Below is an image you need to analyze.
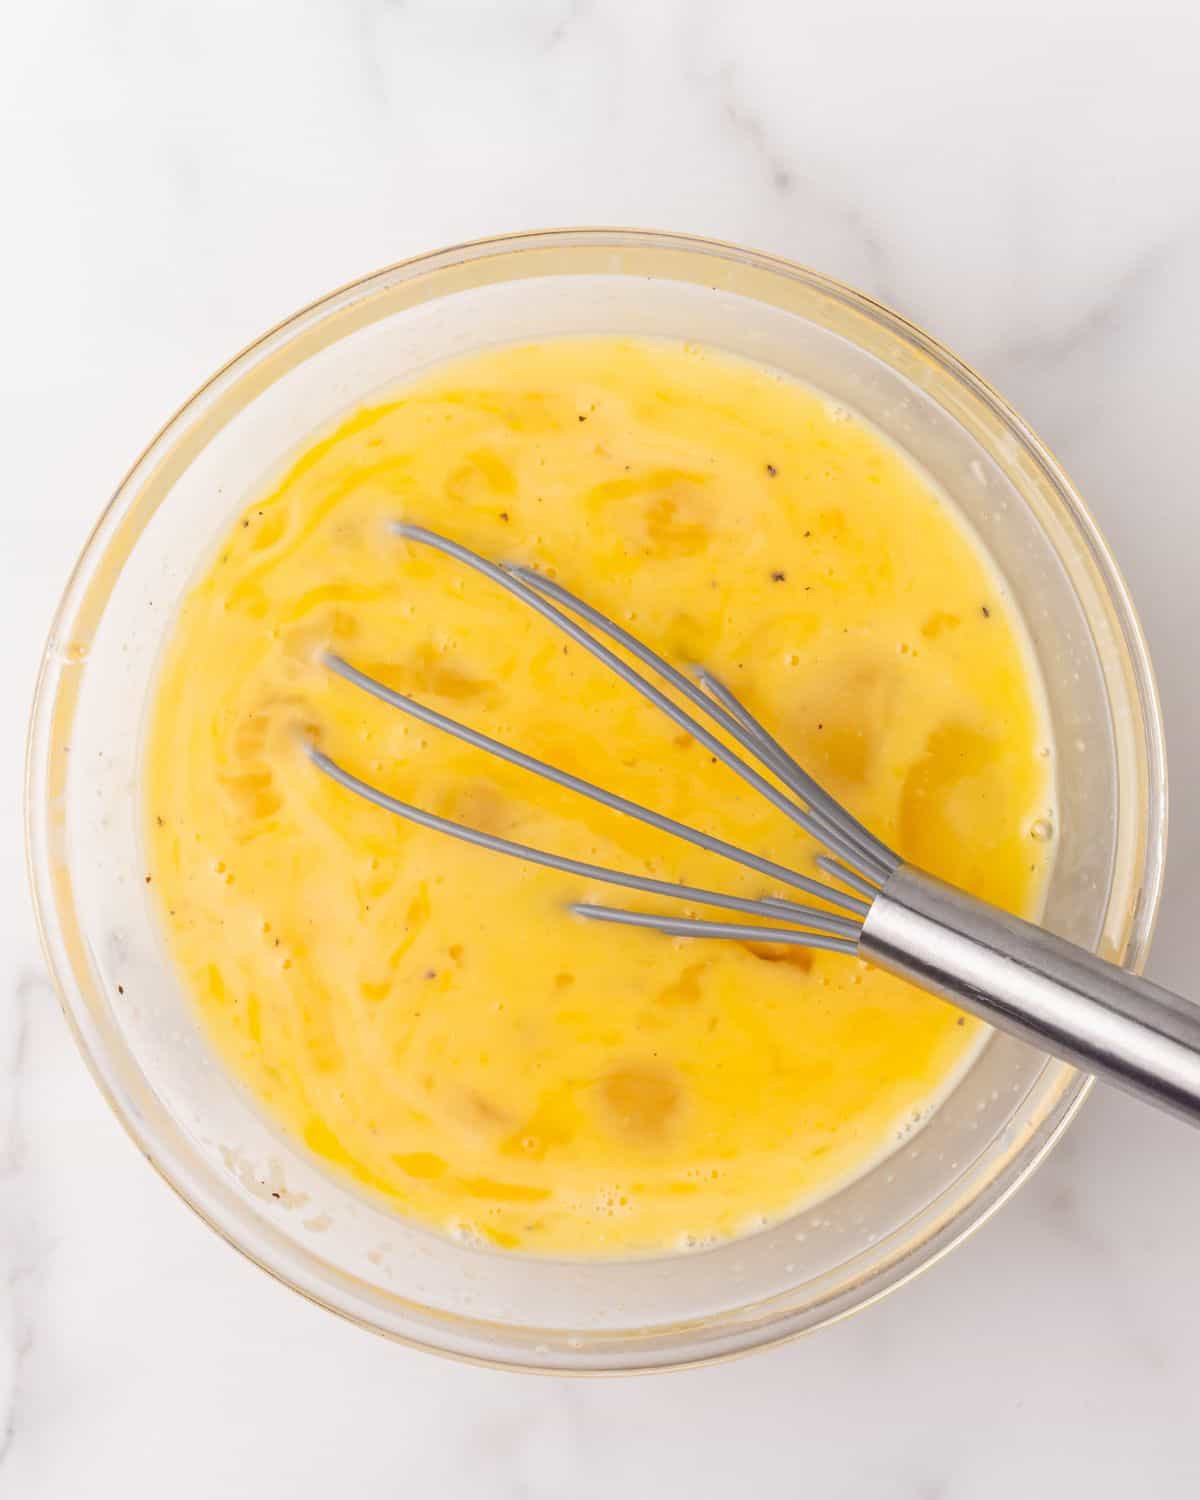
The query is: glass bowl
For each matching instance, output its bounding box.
[26,229,1166,1372]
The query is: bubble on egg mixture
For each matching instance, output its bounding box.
[448,1220,489,1249]
[593,1187,634,1218]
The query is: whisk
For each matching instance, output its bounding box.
[310,523,1200,1127]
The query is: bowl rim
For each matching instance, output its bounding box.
[25,226,1168,1372]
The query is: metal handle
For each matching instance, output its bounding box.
[860,865,1200,1126]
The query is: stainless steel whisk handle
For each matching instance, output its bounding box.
[861,866,1200,1126]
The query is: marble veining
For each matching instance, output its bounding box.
[4,0,1200,1493]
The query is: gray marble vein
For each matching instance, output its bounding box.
[0,971,54,1478]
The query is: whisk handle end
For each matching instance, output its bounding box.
[862,866,1200,1128]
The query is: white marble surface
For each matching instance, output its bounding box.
[4,0,1200,1491]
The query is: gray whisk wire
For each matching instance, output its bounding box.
[510,567,895,883]
[688,666,891,884]
[308,747,859,939]
[571,904,856,954]
[321,651,867,916]
[386,523,888,877]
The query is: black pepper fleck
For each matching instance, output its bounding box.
[117,984,124,995]
[981,605,991,618]
[765,463,778,478]
[499,511,509,522]
[771,570,786,582]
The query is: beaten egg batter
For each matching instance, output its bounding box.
[146,338,1054,1255]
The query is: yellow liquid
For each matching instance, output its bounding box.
[146,338,1053,1255]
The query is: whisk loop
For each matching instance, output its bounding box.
[312,522,892,950]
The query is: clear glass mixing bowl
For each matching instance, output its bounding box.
[26,229,1166,1371]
